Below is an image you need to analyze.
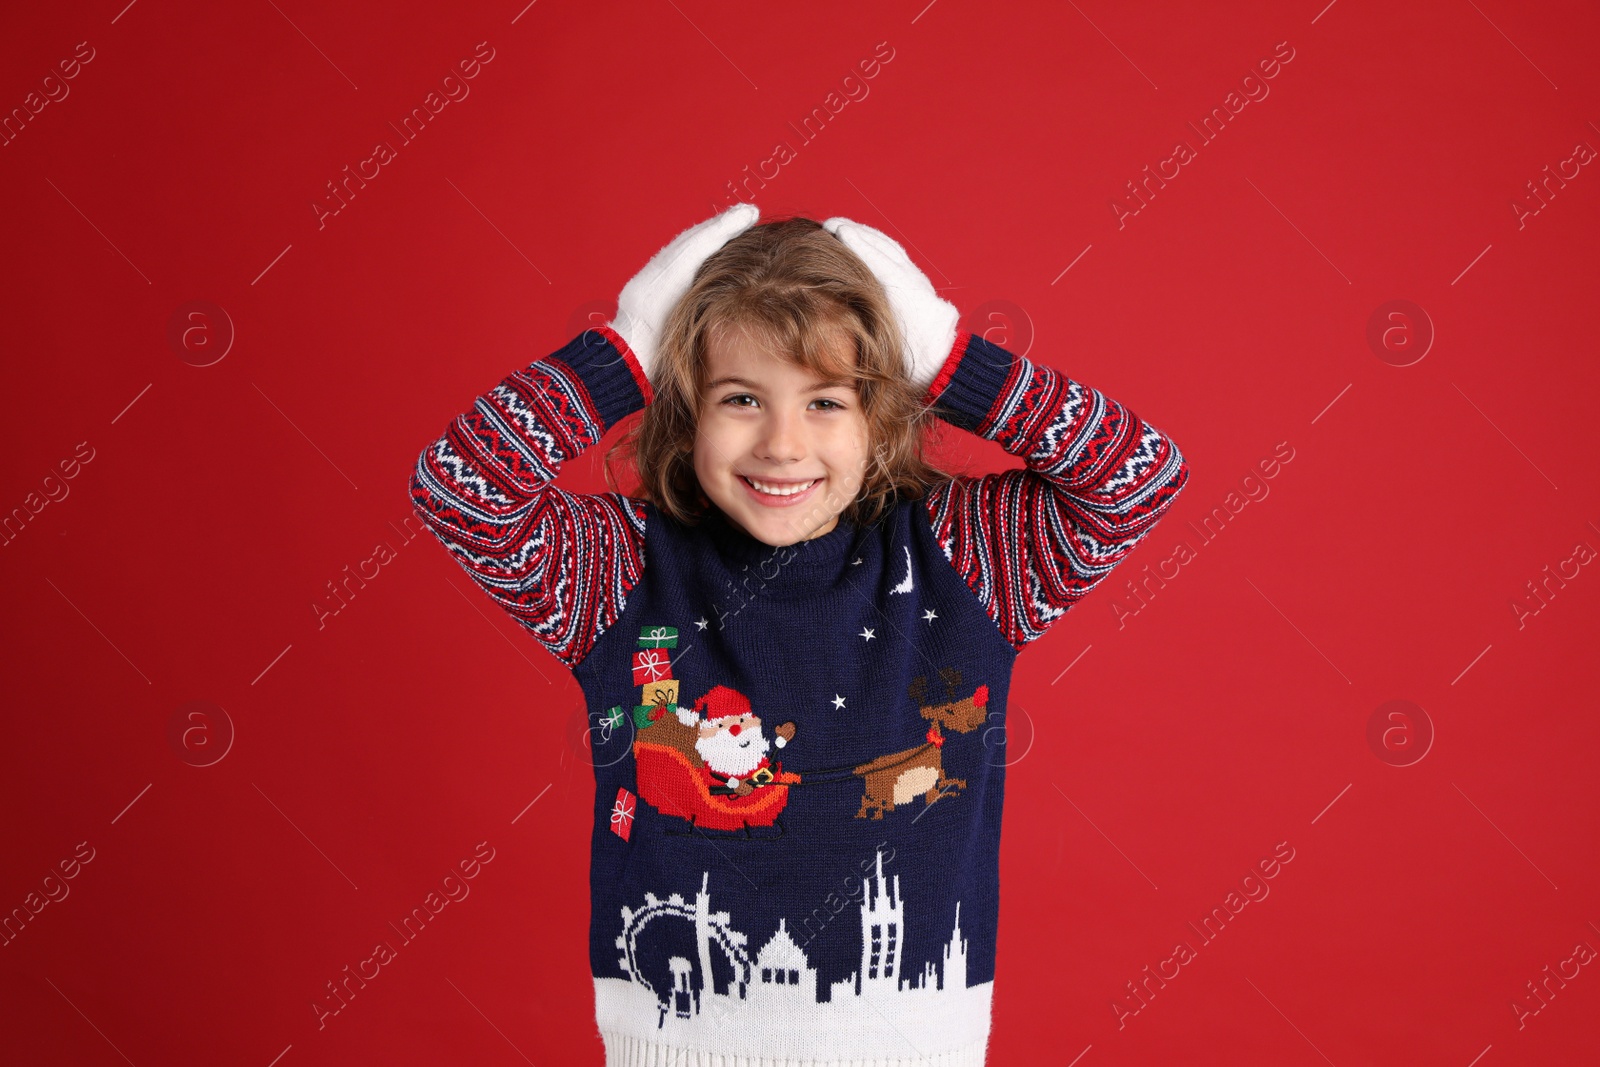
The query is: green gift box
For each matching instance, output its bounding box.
[633,703,677,729]
[601,706,626,731]
[637,625,679,649]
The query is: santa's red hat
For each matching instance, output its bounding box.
[692,684,752,723]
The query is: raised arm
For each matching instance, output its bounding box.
[817,216,1189,650]
[409,203,761,670]
[408,327,652,670]
[922,331,1189,650]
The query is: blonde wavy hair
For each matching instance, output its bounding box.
[603,215,958,530]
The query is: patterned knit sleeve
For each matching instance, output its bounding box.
[408,325,653,670]
[921,331,1190,650]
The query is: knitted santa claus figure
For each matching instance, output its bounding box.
[679,685,796,797]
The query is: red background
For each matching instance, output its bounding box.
[3,1,1598,1064]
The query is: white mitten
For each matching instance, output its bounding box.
[822,216,961,391]
[608,202,760,382]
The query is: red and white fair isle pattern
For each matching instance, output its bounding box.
[923,336,1189,650]
[410,331,1187,667]
[410,353,647,668]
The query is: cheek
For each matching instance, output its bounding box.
[691,430,724,478]
[824,418,871,464]
[693,416,746,470]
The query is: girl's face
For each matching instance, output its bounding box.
[692,328,870,547]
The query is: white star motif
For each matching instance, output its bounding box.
[859,627,876,641]
[922,608,939,623]
[694,616,709,630]
[852,557,863,565]
[832,694,846,709]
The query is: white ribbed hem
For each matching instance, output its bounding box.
[600,1031,989,1066]
[594,973,993,1065]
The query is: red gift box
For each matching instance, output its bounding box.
[610,787,636,841]
[631,648,673,686]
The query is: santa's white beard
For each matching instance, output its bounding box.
[696,726,770,777]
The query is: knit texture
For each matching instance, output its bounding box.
[410,326,1188,1065]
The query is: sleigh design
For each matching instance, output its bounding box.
[633,740,800,832]
[618,625,991,835]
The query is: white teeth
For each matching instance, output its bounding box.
[745,477,817,497]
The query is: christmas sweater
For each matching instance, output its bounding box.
[409,324,1189,1066]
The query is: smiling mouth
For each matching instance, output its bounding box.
[740,475,820,498]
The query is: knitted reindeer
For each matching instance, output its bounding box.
[852,667,989,820]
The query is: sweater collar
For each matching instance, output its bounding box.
[702,505,866,581]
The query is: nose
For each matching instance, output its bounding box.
[755,407,804,463]
[728,723,741,736]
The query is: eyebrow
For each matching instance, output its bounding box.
[703,375,856,392]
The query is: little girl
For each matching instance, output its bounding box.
[410,203,1189,1066]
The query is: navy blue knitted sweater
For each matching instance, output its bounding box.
[409,325,1188,1065]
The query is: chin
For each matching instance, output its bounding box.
[732,515,801,547]
[720,505,824,547]
[759,513,839,547]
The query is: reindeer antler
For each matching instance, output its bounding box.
[939,666,962,697]
[908,676,928,706]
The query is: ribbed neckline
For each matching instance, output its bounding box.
[702,505,869,582]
